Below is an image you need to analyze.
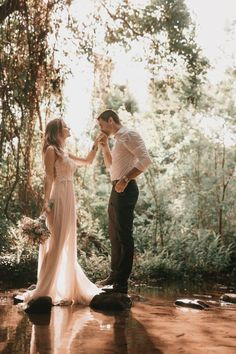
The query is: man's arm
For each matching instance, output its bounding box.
[100,135,112,168]
[124,167,143,180]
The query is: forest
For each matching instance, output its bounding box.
[1,0,236,288]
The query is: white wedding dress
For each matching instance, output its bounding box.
[23,152,101,305]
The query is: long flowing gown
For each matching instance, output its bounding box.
[23,152,101,305]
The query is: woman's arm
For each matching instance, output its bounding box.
[43,146,56,213]
[68,139,99,166]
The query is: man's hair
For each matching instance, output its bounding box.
[97,109,120,124]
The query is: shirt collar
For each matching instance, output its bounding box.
[114,126,127,139]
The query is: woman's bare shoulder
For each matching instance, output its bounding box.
[44,145,56,159]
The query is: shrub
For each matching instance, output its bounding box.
[132,230,233,281]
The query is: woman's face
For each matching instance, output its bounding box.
[61,121,71,139]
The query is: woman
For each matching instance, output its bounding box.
[24,118,102,305]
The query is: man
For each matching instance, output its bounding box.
[97,110,152,294]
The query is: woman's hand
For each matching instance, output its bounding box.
[42,200,54,214]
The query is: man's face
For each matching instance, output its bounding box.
[98,118,112,136]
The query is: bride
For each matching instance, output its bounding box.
[23,118,102,305]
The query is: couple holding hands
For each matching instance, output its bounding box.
[23,109,152,306]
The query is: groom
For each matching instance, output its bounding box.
[97,110,152,294]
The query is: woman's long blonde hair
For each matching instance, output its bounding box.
[42,118,64,156]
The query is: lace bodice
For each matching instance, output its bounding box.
[54,154,77,182]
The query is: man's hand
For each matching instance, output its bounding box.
[98,132,112,168]
[92,133,106,150]
[97,132,108,147]
[115,179,128,193]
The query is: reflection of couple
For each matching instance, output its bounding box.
[24,109,151,305]
[30,306,162,354]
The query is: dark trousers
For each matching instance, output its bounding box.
[108,180,139,286]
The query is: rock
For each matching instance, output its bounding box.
[208,300,219,306]
[13,294,25,304]
[175,298,209,310]
[219,286,228,291]
[13,284,36,304]
[130,294,146,302]
[220,293,236,304]
[196,299,210,308]
[24,296,52,314]
[90,292,132,311]
[193,294,212,299]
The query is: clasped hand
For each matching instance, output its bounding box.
[96,132,108,147]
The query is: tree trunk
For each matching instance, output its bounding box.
[0,0,23,23]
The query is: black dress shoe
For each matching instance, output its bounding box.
[96,275,114,287]
[102,284,128,294]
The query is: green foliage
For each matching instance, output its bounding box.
[0,227,38,288]
[133,231,233,281]
[1,0,236,289]
[103,85,139,115]
[0,216,14,252]
[78,251,109,283]
[0,254,38,288]
[77,0,209,106]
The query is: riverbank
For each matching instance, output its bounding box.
[1,283,236,353]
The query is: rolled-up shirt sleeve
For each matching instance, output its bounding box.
[122,130,152,172]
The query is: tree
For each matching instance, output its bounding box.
[103,84,139,114]
[78,0,209,106]
[0,0,66,218]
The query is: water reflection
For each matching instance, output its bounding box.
[0,298,31,354]
[0,300,162,354]
[135,280,236,301]
[112,311,162,354]
[29,307,162,354]
[28,306,92,353]
[2,281,235,353]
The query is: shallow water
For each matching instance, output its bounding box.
[1,282,236,354]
